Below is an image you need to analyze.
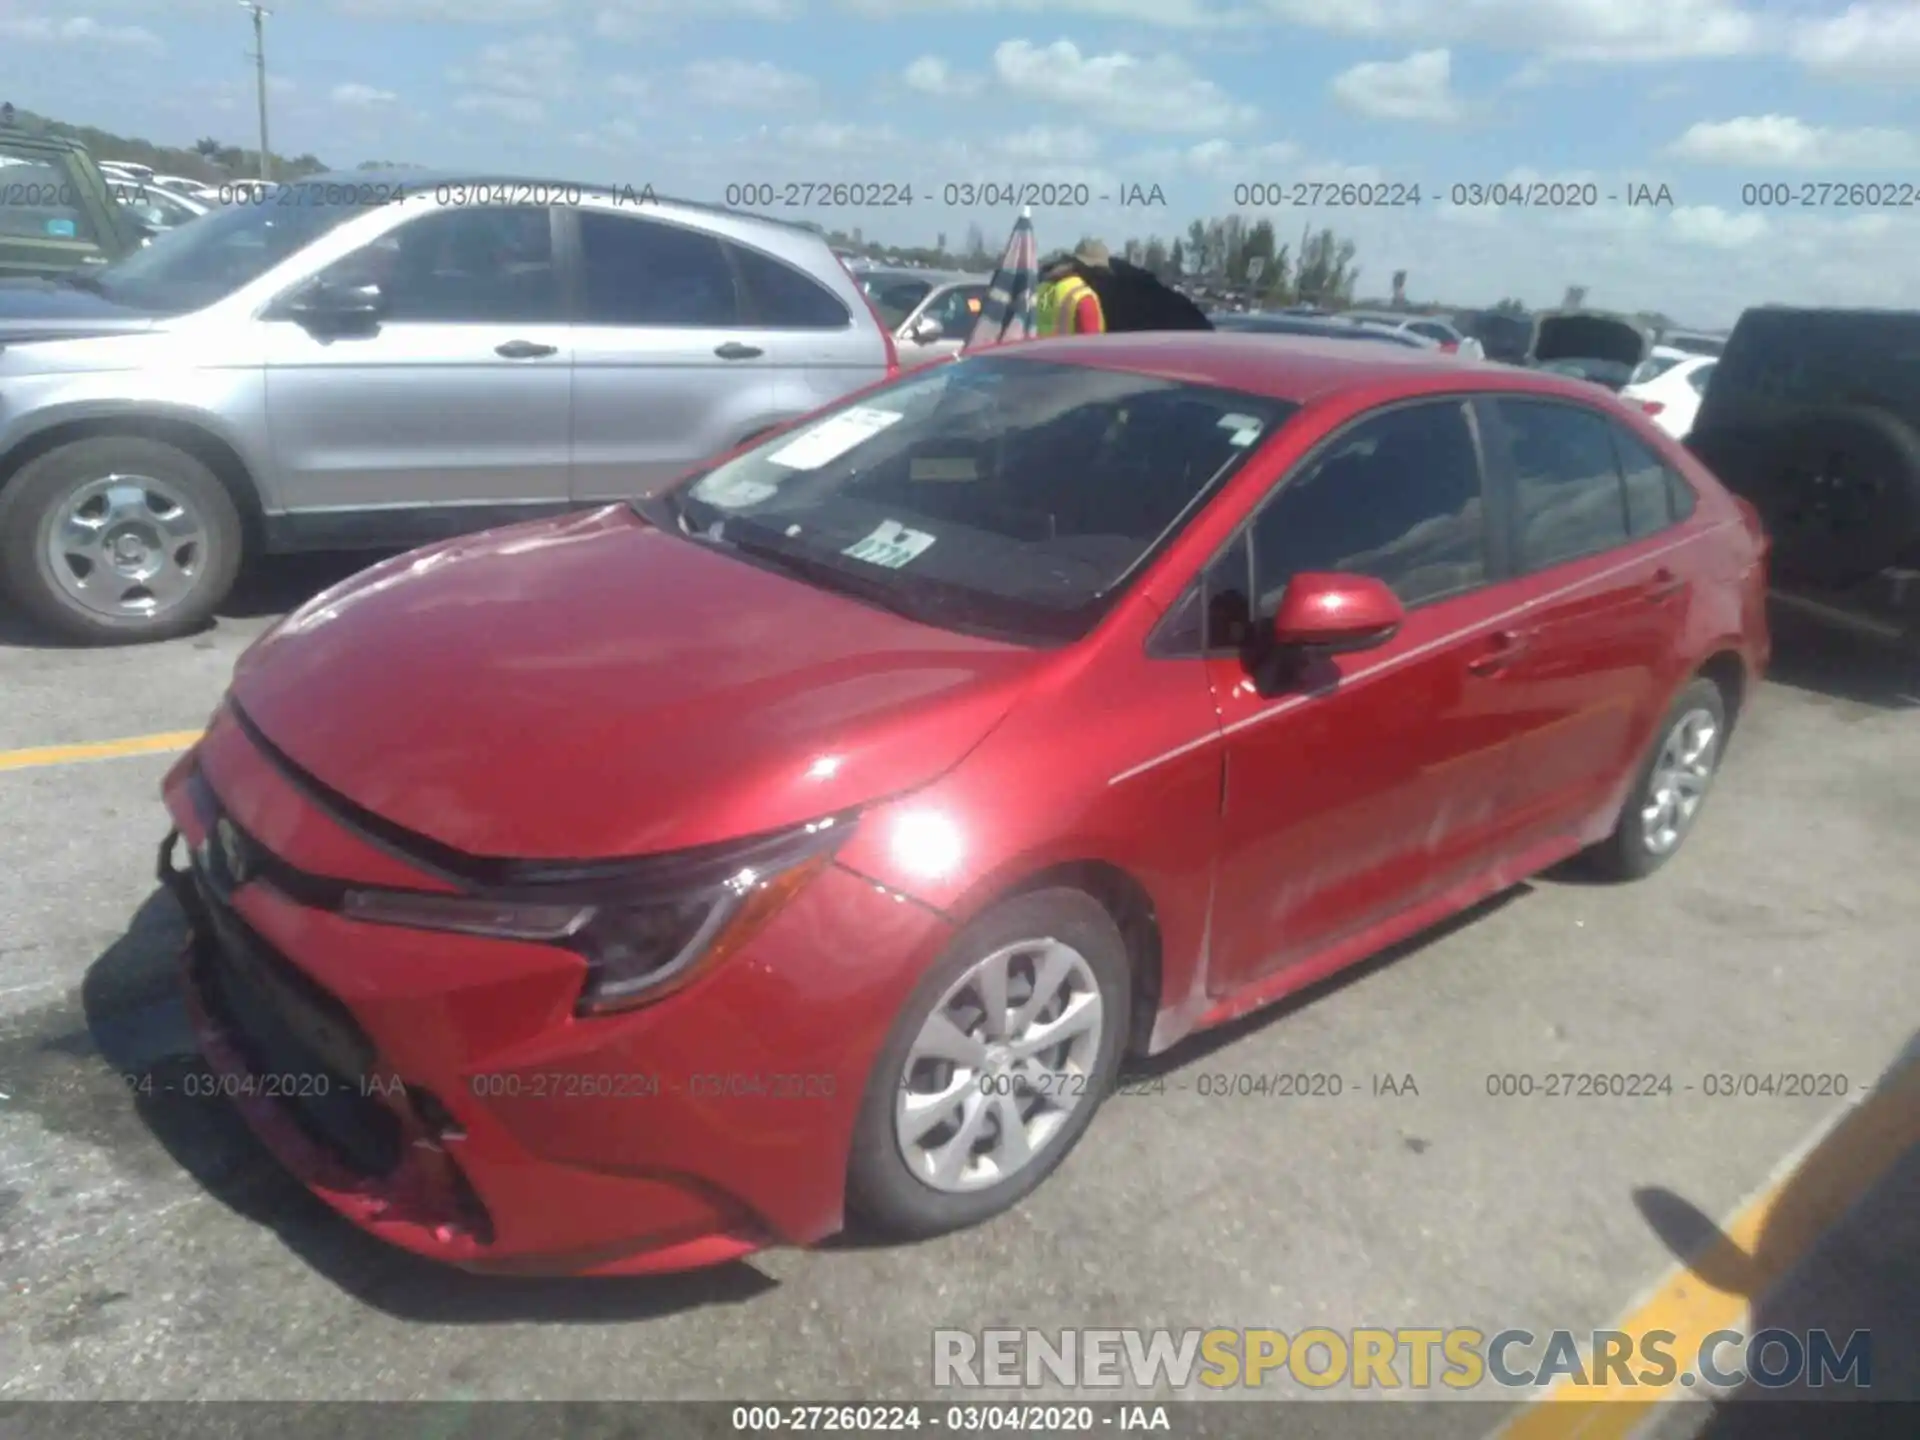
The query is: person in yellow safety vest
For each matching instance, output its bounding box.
[1034,241,1109,335]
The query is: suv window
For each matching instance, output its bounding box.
[319,205,558,322]
[1687,361,1715,397]
[730,241,848,329]
[0,153,104,250]
[1492,399,1629,569]
[578,210,737,326]
[1247,399,1489,612]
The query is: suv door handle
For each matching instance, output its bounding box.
[1467,629,1531,675]
[714,342,763,360]
[495,339,557,359]
[1644,567,1685,601]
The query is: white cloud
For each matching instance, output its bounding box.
[683,58,818,108]
[903,56,986,96]
[446,34,576,97]
[1130,138,1304,176]
[1330,49,1463,122]
[0,13,163,51]
[993,39,1255,132]
[331,82,398,108]
[994,124,1102,162]
[833,0,1763,60]
[1666,116,1920,169]
[606,73,653,100]
[571,118,645,152]
[1789,2,1920,82]
[594,0,798,37]
[1668,205,1767,249]
[452,92,546,124]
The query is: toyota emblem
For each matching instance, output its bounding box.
[215,818,249,886]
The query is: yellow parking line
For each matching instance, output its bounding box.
[0,729,203,773]
[1495,1056,1919,1438]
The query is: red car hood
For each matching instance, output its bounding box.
[230,506,1044,860]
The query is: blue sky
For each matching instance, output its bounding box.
[5,0,1920,324]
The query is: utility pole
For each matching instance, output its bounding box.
[240,1,272,182]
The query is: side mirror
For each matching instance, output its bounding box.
[906,315,944,343]
[286,279,385,328]
[1270,572,1404,653]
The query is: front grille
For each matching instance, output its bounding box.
[192,876,403,1177]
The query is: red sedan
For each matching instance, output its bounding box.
[157,335,1769,1275]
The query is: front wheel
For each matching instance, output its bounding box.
[846,888,1131,1239]
[0,435,244,644]
[1585,676,1729,880]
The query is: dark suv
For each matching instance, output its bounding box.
[0,126,144,279]
[1687,307,1920,594]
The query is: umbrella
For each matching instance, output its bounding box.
[961,206,1039,353]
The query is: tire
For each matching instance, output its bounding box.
[846,887,1132,1239]
[1754,409,1920,586]
[1584,677,1730,881]
[0,435,244,644]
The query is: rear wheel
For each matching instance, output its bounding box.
[0,436,243,644]
[846,888,1131,1239]
[1585,677,1728,881]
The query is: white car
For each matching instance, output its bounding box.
[1622,353,1716,439]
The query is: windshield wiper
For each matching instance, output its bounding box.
[721,531,940,626]
[60,271,106,293]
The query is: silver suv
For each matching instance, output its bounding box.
[0,173,896,643]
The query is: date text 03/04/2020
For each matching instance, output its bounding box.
[1226,181,1677,209]
[730,1404,1172,1432]
[1483,1072,1858,1098]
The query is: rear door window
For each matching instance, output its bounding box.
[731,241,849,329]
[576,210,739,326]
[1489,399,1629,571]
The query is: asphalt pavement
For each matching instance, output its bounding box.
[0,565,1915,1433]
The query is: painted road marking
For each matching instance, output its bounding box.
[1492,1053,1918,1439]
[0,730,202,773]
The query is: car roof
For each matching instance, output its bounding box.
[295,170,825,235]
[992,332,1609,404]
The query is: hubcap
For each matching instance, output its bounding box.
[1641,707,1719,855]
[45,473,209,621]
[895,937,1104,1194]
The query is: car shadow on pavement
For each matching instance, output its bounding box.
[219,551,394,620]
[1763,605,1919,711]
[82,887,778,1323]
[1634,1031,1919,1436]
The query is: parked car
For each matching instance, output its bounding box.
[1623,354,1715,440]
[0,173,898,643]
[1340,308,1484,358]
[1455,308,1533,365]
[1654,328,1726,358]
[0,126,146,278]
[1210,311,1438,348]
[887,274,991,367]
[113,180,211,237]
[1527,310,1654,391]
[1687,307,1920,642]
[156,333,1768,1276]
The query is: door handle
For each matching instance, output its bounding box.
[1466,629,1530,675]
[714,342,763,360]
[1644,567,1685,602]
[495,339,557,359]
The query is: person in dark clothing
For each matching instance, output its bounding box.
[1037,241,1214,335]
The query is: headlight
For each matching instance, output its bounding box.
[340,813,854,1014]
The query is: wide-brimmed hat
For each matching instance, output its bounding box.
[1074,240,1110,267]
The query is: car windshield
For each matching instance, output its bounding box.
[644,356,1295,645]
[75,188,369,314]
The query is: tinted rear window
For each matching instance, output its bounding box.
[731,242,849,329]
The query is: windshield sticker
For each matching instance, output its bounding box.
[44,218,77,237]
[692,475,780,509]
[766,407,904,470]
[1228,426,1262,447]
[843,520,935,569]
[909,456,979,482]
[1217,413,1260,431]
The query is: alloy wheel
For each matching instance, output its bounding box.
[46,472,210,621]
[1641,707,1720,855]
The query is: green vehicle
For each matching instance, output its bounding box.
[0,125,147,279]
